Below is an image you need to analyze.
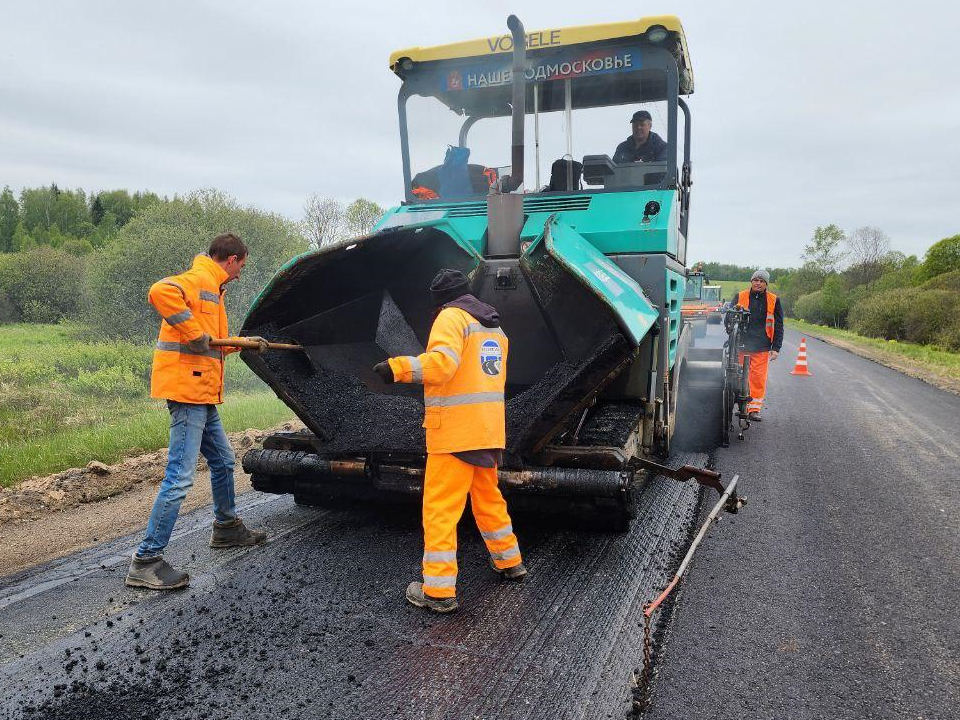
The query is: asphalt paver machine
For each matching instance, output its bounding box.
[239,15,740,528]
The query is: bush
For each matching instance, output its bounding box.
[0,247,85,323]
[938,323,960,352]
[849,287,960,347]
[83,189,308,342]
[919,234,960,280]
[794,290,826,325]
[901,290,959,346]
[848,289,914,340]
[69,364,145,398]
[921,269,960,293]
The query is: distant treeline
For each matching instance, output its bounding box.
[698,224,960,351]
[0,184,385,330]
[0,184,162,255]
[695,262,792,284]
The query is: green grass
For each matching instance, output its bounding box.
[787,319,960,380]
[0,392,293,487]
[0,322,294,487]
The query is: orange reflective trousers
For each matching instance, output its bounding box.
[421,453,522,599]
[738,350,770,414]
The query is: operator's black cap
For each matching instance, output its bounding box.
[430,268,470,307]
[630,110,652,123]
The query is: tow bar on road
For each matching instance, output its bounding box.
[630,457,746,514]
[635,473,743,709]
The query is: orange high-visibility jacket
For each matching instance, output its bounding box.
[388,307,508,454]
[149,254,237,404]
[738,289,778,343]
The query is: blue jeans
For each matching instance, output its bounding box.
[136,401,237,558]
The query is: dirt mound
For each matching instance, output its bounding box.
[0,421,303,526]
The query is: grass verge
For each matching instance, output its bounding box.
[787,318,960,387]
[0,392,293,488]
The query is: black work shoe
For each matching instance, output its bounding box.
[490,558,528,580]
[405,582,458,613]
[748,412,762,422]
[209,518,267,548]
[125,555,189,590]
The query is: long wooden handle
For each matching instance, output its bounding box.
[210,337,303,351]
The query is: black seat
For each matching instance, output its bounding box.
[547,158,583,192]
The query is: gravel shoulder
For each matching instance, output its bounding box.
[0,422,301,576]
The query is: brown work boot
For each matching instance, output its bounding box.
[209,518,267,548]
[490,558,528,581]
[125,555,189,591]
[405,582,458,613]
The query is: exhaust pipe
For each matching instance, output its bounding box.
[502,14,526,192]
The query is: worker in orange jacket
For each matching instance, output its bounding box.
[126,233,269,591]
[373,269,526,613]
[736,269,784,421]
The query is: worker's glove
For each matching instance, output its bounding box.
[245,336,270,354]
[373,361,395,384]
[187,333,211,353]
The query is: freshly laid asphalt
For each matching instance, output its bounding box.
[1,327,957,719]
[645,328,960,719]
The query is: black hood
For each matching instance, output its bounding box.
[442,294,500,327]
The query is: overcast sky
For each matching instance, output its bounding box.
[1,0,958,266]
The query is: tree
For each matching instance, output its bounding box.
[84,189,308,341]
[819,274,851,328]
[776,266,826,316]
[844,226,890,286]
[802,224,847,275]
[90,195,105,225]
[12,222,35,251]
[301,195,346,249]
[919,234,960,280]
[345,198,384,237]
[846,226,890,266]
[19,185,90,238]
[0,246,84,322]
[0,186,19,252]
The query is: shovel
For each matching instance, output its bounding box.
[210,337,303,352]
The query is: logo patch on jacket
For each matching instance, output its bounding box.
[479,339,502,376]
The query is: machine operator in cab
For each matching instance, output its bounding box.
[373,269,526,613]
[613,109,668,163]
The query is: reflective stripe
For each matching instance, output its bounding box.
[423,391,504,407]
[434,345,461,365]
[199,290,220,304]
[155,341,222,359]
[490,545,520,561]
[423,550,457,563]
[422,574,457,588]
[164,309,193,325]
[464,323,506,339]
[407,356,423,384]
[480,523,513,541]
[161,280,185,297]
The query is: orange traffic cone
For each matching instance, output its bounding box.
[790,337,812,376]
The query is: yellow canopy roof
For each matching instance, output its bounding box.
[389,15,693,92]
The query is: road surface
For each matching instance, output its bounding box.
[645,328,959,719]
[1,328,957,719]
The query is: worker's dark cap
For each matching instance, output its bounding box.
[430,268,470,307]
[630,110,652,123]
